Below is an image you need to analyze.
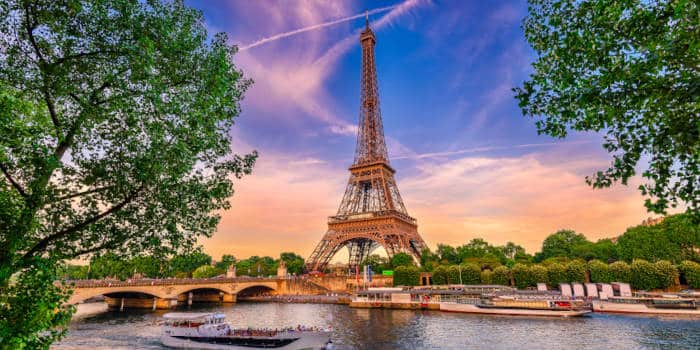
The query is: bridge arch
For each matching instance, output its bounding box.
[68,286,167,305]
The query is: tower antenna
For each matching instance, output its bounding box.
[365,10,369,28]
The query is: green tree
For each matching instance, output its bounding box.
[538,230,590,261]
[436,244,458,265]
[609,261,632,283]
[591,239,619,263]
[631,259,658,290]
[617,225,668,262]
[393,266,420,286]
[431,265,449,285]
[0,0,254,346]
[362,254,390,274]
[679,261,700,288]
[512,264,533,289]
[546,263,567,286]
[480,269,494,284]
[390,253,414,268]
[170,251,212,278]
[131,255,166,279]
[89,253,133,280]
[192,265,221,279]
[447,265,461,284]
[653,260,678,290]
[419,248,439,272]
[460,263,482,285]
[492,266,511,286]
[215,254,236,271]
[588,260,612,283]
[566,260,587,283]
[279,252,304,275]
[530,265,549,285]
[0,261,73,349]
[62,265,89,280]
[516,0,700,216]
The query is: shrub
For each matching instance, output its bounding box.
[588,260,611,283]
[609,261,631,282]
[547,263,567,286]
[631,259,657,290]
[512,264,532,289]
[461,263,482,285]
[493,266,511,286]
[530,265,548,285]
[654,260,678,290]
[480,269,494,284]
[679,261,700,288]
[393,266,421,286]
[431,266,448,285]
[566,260,586,283]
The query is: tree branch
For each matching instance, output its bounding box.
[23,2,60,130]
[22,184,145,262]
[50,49,126,66]
[52,186,113,202]
[0,162,27,197]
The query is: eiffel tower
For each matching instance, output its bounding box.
[305,17,427,272]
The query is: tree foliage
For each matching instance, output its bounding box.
[609,261,632,283]
[0,0,254,346]
[279,252,304,275]
[516,0,700,216]
[588,260,612,283]
[0,261,74,349]
[192,265,221,279]
[546,262,567,286]
[390,253,414,268]
[511,263,532,289]
[492,266,511,286]
[460,263,482,285]
[618,214,700,263]
[393,266,420,286]
[215,254,236,271]
[679,260,700,288]
[631,259,658,290]
[565,260,587,283]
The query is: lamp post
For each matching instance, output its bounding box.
[458,264,463,285]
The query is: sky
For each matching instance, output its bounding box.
[186,0,658,261]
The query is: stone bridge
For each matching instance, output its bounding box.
[67,277,333,309]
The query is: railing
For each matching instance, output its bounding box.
[328,210,417,225]
[67,276,283,288]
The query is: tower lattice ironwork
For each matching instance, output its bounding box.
[305,19,427,272]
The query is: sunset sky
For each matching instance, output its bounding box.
[187,0,659,261]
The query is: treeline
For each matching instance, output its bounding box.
[393,259,700,291]
[63,251,304,280]
[392,214,699,290]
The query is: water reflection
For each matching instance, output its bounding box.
[55,302,700,350]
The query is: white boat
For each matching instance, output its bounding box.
[440,295,591,317]
[161,312,333,349]
[593,294,700,315]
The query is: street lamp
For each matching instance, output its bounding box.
[458,264,462,285]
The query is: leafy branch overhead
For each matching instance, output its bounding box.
[515,0,699,216]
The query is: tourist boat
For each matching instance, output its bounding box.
[440,294,591,317]
[592,293,700,315]
[161,312,333,349]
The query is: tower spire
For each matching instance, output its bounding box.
[365,10,369,28]
[355,11,386,166]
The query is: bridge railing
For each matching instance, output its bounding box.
[66,276,283,288]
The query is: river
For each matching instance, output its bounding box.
[54,302,700,349]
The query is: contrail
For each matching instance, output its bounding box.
[391,140,595,160]
[239,5,397,51]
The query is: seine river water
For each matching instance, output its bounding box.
[54,302,700,349]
